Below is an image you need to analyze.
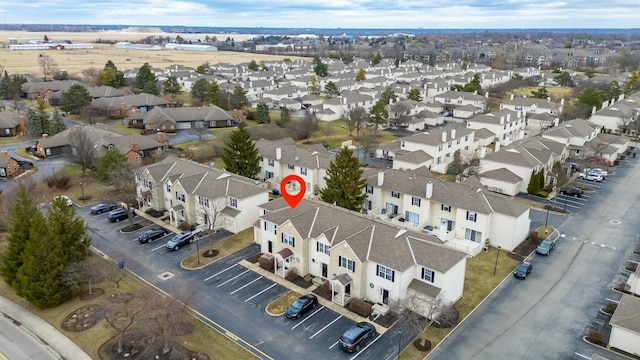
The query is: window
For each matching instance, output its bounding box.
[176,192,185,202]
[438,144,443,151]
[405,211,419,225]
[391,191,400,198]
[316,242,330,255]
[411,197,421,207]
[448,141,452,148]
[422,268,435,283]
[300,167,307,175]
[166,183,171,192]
[230,197,238,208]
[338,256,355,272]
[441,204,451,212]
[198,196,209,207]
[366,185,374,194]
[446,152,451,158]
[288,164,295,170]
[466,211,477,222]
[457,138,460,145]
[436,157,441,164]
[465,135,469,141]
[268,159,274,166]
[282,233,295,246]
[144,179,153,189]
[465,228,483,243]
[376,265,395,281]
[264,221,276,235]
[265,171,274,179]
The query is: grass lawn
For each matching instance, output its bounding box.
[15,147,37,159]
[536,225,554,239]
[401,247,520,359]
[111,123,142,135]
[266,291,300,315]
[181,228,255,269]
[0,136,27,145]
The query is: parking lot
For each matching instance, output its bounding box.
[79,208,395,360]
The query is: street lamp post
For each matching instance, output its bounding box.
[397,328,403,360]
[493,246,501,276]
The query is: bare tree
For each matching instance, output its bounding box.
[64,256,108,296]
[389,102,411,130]
[197,198,227,254]
[68,127,96,175]
[321,124,334,144]
[38,54,58,82]
[346,106,367,136]
[108,162,135,193]
[191,120,209,141]
[357,128,377,161]
[397,292,456,349]
[103,291,149,354]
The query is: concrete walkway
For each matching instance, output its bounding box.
[239,260,389,335]
[0,295,92,360]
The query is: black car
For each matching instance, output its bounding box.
[138,227,170,244]
[560,188,582,197]
[285,294,318,319]
[338,322,377,353]
[107,208,132,222]
[90,203,117,215]
[165,231,194,251]
[536,240,555,255]
[513,261,533,279]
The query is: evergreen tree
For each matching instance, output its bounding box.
[312,56,328,77]
[60,84,91,115]
[356,69,366,82]
[163,75,181,100]
[279,107,291,126]
[191,78,210,103]
[99,61,124,87]
[96,148,127,182]
[14,212,73,309]
[26,107,49,138]
[527,170,538,194]
[408,89,422,101]
[531,87,549,99]
[372,52,383,66]
[380,87,397,105]
[324,81,339,97]
[142,80,159,95]
[0,71,10,99]
[0,185,38,287]
[255,103,270,124]
[248,60,259,71]
[320,147,367,211]
[207,80,219,105]
[368,100,389,135]
[232,85,249,108]
[222,122,260,179]
[135,63,157,91]
[47,198,91,265]
[48,109,66,135]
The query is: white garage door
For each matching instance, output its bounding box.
[176,122,192,130]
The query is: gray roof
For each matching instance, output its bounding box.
[408,279,441,298]
[0,112,20,129]
[501,97,560,111]
[467,109,521,125]
[543,119,598,139]
[255,138,334,170]
[435,90,487,102]
[142,105,232,124]
[394,150,433,164]
[609,294,640,334]
[479,168,523,183]
[259,198,467,273]
[483,148,546,168]
[474,128,496,140]
[87,86,126,98]
[404,125,474,147]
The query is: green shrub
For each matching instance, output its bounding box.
[535,191,549,198]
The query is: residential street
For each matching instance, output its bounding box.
[428,158,639,360]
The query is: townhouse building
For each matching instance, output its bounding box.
[432,90,488,115]
[361,168,531,255]
[479,146,555,194]
[136,156,269,233]
[254,198,468,315]
[255,138,334,198]
[465,109,526,146]
[500,94,564,117]
[541,118,602,158]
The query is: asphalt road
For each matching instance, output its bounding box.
[428,157,639,360]
[0,315,61,360]
[80,209,414,360]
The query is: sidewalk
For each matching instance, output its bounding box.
[0,295,92,360]
[239,260,389,335]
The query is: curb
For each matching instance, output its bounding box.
[581,336,639,360]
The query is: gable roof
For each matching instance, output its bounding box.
[609,294,640,334]
[255,138,334,169]
[479,168,523,183]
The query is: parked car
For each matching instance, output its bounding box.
[578,171,603,182]
[338,322,377,353]
[107,208,132,222]
[536,240,556,255]
[138,227,170,244]
[513,261,533,279]
[165,231,194,251]
[560,188,582,197]
[90,203,117,215]
[54,195,73,206]
[285,294,318,319]
[587,168,608,178]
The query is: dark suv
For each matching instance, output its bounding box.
[338,322,377,353]
[560,188,582,197]
[107,208,132,222]
[138,227,170,244]
[513,262,533,280]
[90,203,117,215]
[165,231,194,251]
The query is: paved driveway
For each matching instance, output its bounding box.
[427,158,639,360]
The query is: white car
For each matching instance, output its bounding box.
[578,172,603,182]
[587,168,608,178]
[54,195,73,206]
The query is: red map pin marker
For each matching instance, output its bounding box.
[280,174,306,208]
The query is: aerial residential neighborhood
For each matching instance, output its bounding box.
[1,21,640,360]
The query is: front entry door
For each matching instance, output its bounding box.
[321,263,328,278]
[381,289,389,305]
[268,241,273,253]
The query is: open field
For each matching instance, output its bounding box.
[0,31,308,78]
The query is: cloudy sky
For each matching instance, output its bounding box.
[0,0,638,29]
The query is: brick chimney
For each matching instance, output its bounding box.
[42,133,49,139]
[0,150,8,157]
[18,116,26,135]
[132,142,138,151]
[157,131,164,143]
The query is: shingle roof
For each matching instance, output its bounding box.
[0,112,20,129]
[474,128,496,140]
[479,168,523,183]
[394,150,433,164]
[255,138,334,170]
[609,294,640,334]
[142,105,232,124]
[408,279,441,298]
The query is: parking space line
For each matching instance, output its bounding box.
[292,306,325,330]
[329,340,339,349]
[230,276,263,294]
[216,269,250,288]
[309,315,342,339]
[245,283,277,302]
[204,264,238,282]
[150,244,166,252]
[349,335,381,360]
